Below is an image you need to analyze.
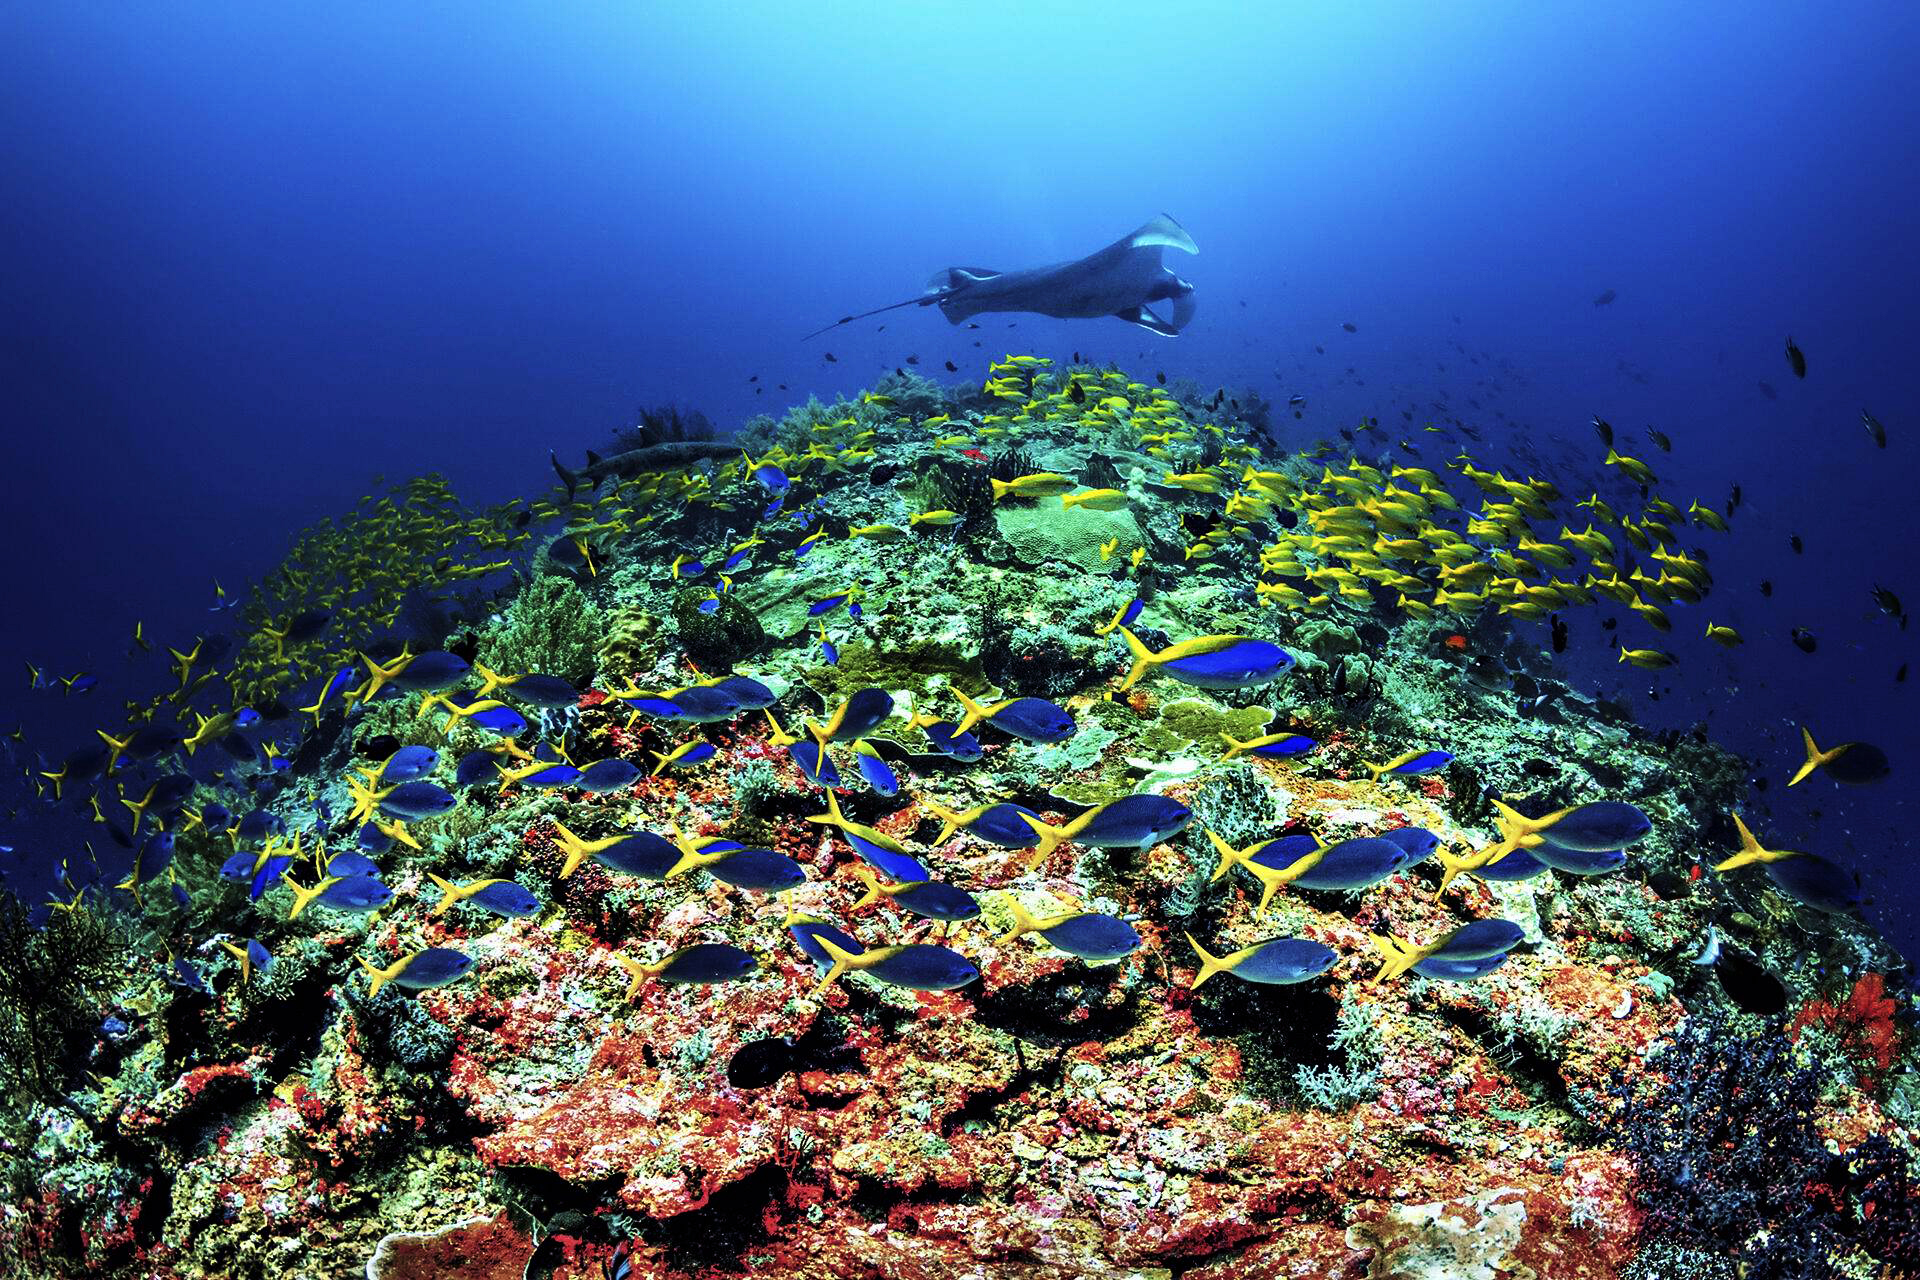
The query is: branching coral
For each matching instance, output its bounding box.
[1789,972,1901,1088]
[0,892,124,1095]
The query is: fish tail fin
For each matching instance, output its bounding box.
[920,797,966,845]
[358,955,399,999]
[951,689,989,735]
[1016,811,1072,869]
[1186,932,1229,989]
[809,934,863,995]
[990,478,1013,501]
[1117,627,1158,691]
[850,864,886,910]
[287,878,330,920]
[426,872,458,915]
[1219,733,1247,761]
[1371,933,1426,982]
[1436,849,1472,894]
[1203,827,1245,882]
[996,895,1043,945]
[550,451,580,501]
[1362,760,1387,782]
[1789,726,1848,786]
[648,750,670,776]
[1715,812,1770,871]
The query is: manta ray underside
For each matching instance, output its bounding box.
[805,214,1198,340]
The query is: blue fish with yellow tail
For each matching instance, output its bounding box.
[808,934,978,995]
[996,897,1141,964]
[1117,628,1293,691]
[360,946,473,997]
[1186,933,1337,988]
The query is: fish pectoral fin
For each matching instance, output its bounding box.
[1127,213,1199,255]
[1114,305,1181,337]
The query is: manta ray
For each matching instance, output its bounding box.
[805,214,1198,340]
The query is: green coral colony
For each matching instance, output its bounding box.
[3,356,1913,1277]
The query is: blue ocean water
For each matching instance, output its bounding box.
[1,2,1915,952]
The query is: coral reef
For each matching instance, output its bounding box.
[3,361,1915,1280]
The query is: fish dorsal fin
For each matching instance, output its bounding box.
[1126,214,1198,255]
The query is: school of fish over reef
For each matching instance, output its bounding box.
[4,357,1918,1279]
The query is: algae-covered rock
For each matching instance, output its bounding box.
[993,500,1145,571]
[477,574,603,684]
[670,586,764,667]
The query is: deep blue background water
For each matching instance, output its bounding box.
[2,3,1915,955]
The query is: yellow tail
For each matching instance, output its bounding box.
[427,872,460,915]
[1117,627,1159,691]
[358,955,400,998]
[1186,933,1230,989]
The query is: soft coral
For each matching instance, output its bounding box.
[1790,972,1900,1085]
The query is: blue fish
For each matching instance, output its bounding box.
[753,463,790,493]
[1119,629,1295,690]
[430,875,542,918]
[787,740,842,788]
[133,832,175,881]
[379,780,459,820]
[788,913,866,971]
[1188,934,1338,988]
[218,851,257,881]
[577,758,643,792]
[916,719,982,762]
[495,673,580,709]
[698,596,720,614]
[1528,845,1627,875]
[854,871,980,924]
[292,874,394,916]
[925,800,1044,848]
[1414,952,1511,981]
[710,676,776,709]
[851,741,898,796]
[1432,918,1525,960]
[454,749,500,789]
[1536,802,1652,852]
[666,685,742,723]
[379,745,440,783]
[1379,826,1440,864]
[1024,794,1192,859]
[1000,900,1141,964]
[356,820,395,853]
[809,589,860,618]
[250,855,293,901]
[362,946,474,996]
[820,629,839,666]
[953,692,1076,743]
[1364,749,1455,780]
[391,650,471,692]
[634,943,758,986]
[201,802,232,831]
[327,851,382,877]
[697,848,807,893]
[1763,854,1861,914]
[815,688,894,743]
[1289,837,1409,890]
[811,936,978,992]
[521,763,585,788]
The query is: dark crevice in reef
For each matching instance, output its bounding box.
[1435,1000,1580,1120]
[972,963,1140,1047]
[942,1038,1062,1138]
[642,1163,788,1273]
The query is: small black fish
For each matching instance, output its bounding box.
[1759,579,1774,597]
[1602,617,1618,631]
[1342,322,1357,333]
[1791,627,1817,654]
[1592,416,1613,448]
[1315,344,1325,354]
[1789,534,1803,554]
[1068,380,1085,405]
[727,1035,803,1089]
[1871,585,1905,623]
[823,352,838,363]
[1785,336,1806,379]
[944,360,958,372]
[1646,427,1672,452]
[1550,615,1569,654]
[1897,662,1909,684]
[778,383,788,390]
[1863,409,1887,448]
[1593,288,1616,306]
[1758,380,1777,401]
[1713,944,1787,1016]
[748,374,758,382]
[905,354,919,365]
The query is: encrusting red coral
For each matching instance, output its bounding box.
[1790,972,1901,1084]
